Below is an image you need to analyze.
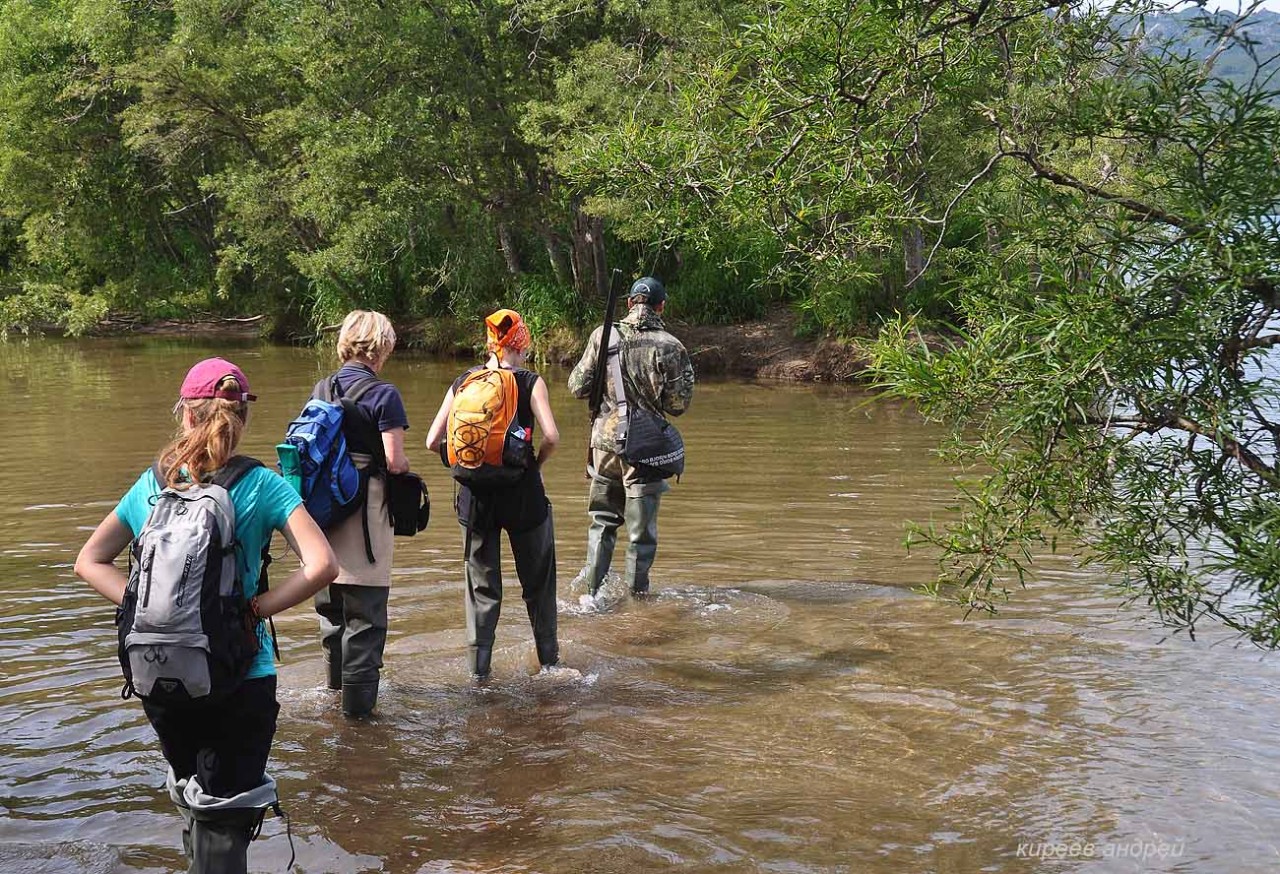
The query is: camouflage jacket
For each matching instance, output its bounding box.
[568,304,695,453]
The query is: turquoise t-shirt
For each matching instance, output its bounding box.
[114,464,303,679]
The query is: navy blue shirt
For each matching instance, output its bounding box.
[331,363,409,457]
[325,360,409,460]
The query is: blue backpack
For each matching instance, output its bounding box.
[281,374,384,552]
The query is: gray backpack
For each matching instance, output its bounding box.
[115,457,265,702]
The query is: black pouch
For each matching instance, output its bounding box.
[386,472,430,536]
[622,407,685,479]
[502,430,535,469]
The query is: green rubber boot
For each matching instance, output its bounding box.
[341,680,379,718]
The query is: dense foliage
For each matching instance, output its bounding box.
[0,0,776,336]
[551,0,1280,645]
[3,0,1279,643]
[4,2,1268,338]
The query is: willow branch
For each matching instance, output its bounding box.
[1004,147,1202,232]
[909,150,1008,286]
[1173,416,1280,488]
[1240,334,1280,351]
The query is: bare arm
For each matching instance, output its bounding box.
[75,513,134,606]
[76,503,337,616]
[425,388,454,452]
[252,505,337,618]
[531,376,560,467]
[381,427,409,474]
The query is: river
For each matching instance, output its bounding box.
[1,338,1277,873]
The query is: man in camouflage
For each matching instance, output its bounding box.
[568,276,695,599]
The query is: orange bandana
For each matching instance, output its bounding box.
[484,309,532,353]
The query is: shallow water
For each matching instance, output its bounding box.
[1,338,1277,873]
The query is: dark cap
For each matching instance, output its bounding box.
[628,276,666,306]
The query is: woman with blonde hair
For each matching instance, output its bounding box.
[426,309,561,679]
[76,357,337,873]
[313,309,411,716]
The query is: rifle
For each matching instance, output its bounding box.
[586,268,624,473]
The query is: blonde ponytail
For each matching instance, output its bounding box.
[157,376,249,488]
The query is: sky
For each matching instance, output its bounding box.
[1167,0,1280,12]
[1098,0,1280,12]
[1087,0,1280,17]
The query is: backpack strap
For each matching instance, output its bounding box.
[312,376,335,403]
[343,373,383,405]
[210,455,264,489]
[332,372,386,565]
[331,373,389,471]
[210,456,281,660]
[513,369,537,434]
[257,542,281,662]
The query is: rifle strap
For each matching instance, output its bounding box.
[607,335,629,444]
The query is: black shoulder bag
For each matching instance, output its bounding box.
[608,337,685,479]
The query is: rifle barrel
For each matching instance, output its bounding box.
[586,270,624,470]
[588,271,624,419]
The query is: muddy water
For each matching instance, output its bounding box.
[1,338,1278,874]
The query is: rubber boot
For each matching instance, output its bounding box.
[166,768,193,860]
[585,476,625,595]
[325,649,343,691]
[535,636,559,668]
[183,770,279,874]
[341,680,378,718]
[469,643,493,680]
[189,808,260,874]
[624,493,661,595]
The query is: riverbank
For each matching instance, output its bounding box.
[675,310,870,382]
[74,309,874,382]
[531,308,872,381]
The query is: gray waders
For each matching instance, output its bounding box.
[462,510,559,677]
[585,475,661,595]
[315,582,389,717]
[166,765,293,874]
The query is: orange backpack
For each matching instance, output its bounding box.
[446,368,533,486]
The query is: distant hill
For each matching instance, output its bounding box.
[1142,9,1280,88]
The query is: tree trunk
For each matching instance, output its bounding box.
[569,198,607,299]
[902,224,925,285]
[540,224,571,285]
[591,219,608,300]
[987,222,1008,281]
[497,221,522,276]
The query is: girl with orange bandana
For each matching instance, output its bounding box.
[426,309,561,678]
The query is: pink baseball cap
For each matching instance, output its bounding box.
[179,357,258,402]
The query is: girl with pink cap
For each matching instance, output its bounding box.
[75,357,337,874]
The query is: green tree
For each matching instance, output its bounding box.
[1,0,698,334]
[873,2,1280,646]
[558,0,1280,645]
[552,0,1026,329]
[0,0,193,332]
